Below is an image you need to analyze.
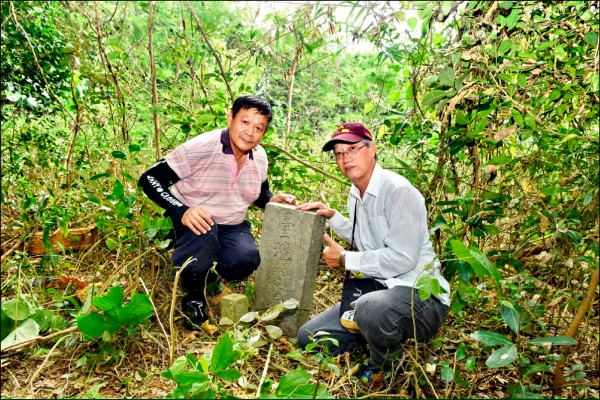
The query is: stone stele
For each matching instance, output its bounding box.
[254,202,326,337]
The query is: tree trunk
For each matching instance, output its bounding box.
[148,1,161,160]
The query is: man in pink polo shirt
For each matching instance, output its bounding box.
[139,95,296,330]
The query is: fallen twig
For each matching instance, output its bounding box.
[1,326,78,354]
[255,342,273,398]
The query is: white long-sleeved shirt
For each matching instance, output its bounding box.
[328,164,450,306]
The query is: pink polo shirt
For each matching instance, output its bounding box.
[165,128,268,225]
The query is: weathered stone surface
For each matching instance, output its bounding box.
[254,202,326,337]
[220,293,249,323]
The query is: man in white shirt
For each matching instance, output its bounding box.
[296,122,450,385]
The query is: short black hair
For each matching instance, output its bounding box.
[231,95,272,123]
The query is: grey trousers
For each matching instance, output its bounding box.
[297,285,449,369]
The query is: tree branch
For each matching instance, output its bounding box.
[186,1,234,103]
[261,142,350,187]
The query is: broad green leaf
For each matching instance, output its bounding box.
[486,344,518,368]
[1,310,14,341]
[407,17,417,30]
[438,67,455,87]
[276,368,332,398]
[527,336,577,346]
[364,102,374,114]
[265,325,283,339]
[470,330,513,346]
[584,31,598,46]
[93,286,125,312]
[450,240,500,286]
[498,40,512,55]
[505,8,521,29]
[522,364,551,377]
[282,299,299,309]
[105,237,119,250]
[112,179,125,200]
[214,368,242,381]
[501,305,520,335]
[511,109,524,126]
[0,318,40,350]
[441,366,455,382]
[210,333,234,372]
[76,312,120,340]
[118,293,153,326]
[508,382,540,398]
[2,297,35,321]
[469,250,502,286]
[260,304,285,322]
[239,311,258,323]
[111,150,126,159]
[422,90,448,107]
[487,156,512,166]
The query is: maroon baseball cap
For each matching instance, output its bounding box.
[322,123,373,152]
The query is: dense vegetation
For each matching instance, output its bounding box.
[1,1,598,398]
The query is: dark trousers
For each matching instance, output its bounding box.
[297,286,449,369]
[171,220,260,298]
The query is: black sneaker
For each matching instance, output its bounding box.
[181,295,208,331]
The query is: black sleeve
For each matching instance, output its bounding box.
[253,179,274,209]
[138,159,189,222]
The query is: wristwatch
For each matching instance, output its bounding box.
[339,251,347,268]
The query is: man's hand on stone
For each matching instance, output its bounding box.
[182,205,214,235]
[270,193,298,206]
[322,233,345,269]
[296,202,335,219]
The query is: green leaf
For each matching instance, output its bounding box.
[1,297,35,321]
[450,240,501,286]
[1,310,14,341]
[407,17,417,31]
[265,325,283,339]
[501,305,520,335]
[422,90,448,107]
[276,368,331,398]
[522,364,551,378]
[487,156,512,166]
[119,293,153,326]
[76,312,120,340]
[438,67,455,87]
[214,368,242,381]
[584,31,598,46]
[441,366,455,382]
[90,173,111,180]
[486,344,518,368]
[512,109,524,126]
[210,333,234,372]
[364,102,374,114]
[112,180,125,200]
[498,40,512,55]
[499,1,513,9]
[470,330,513,346]
[505,8,521,29]
[0,318,40,350]
[93,286,125,312]
[111,150,126,159]
[260,303,285,322]
[527,336,577,346]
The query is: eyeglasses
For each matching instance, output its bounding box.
[332,143,368,160]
